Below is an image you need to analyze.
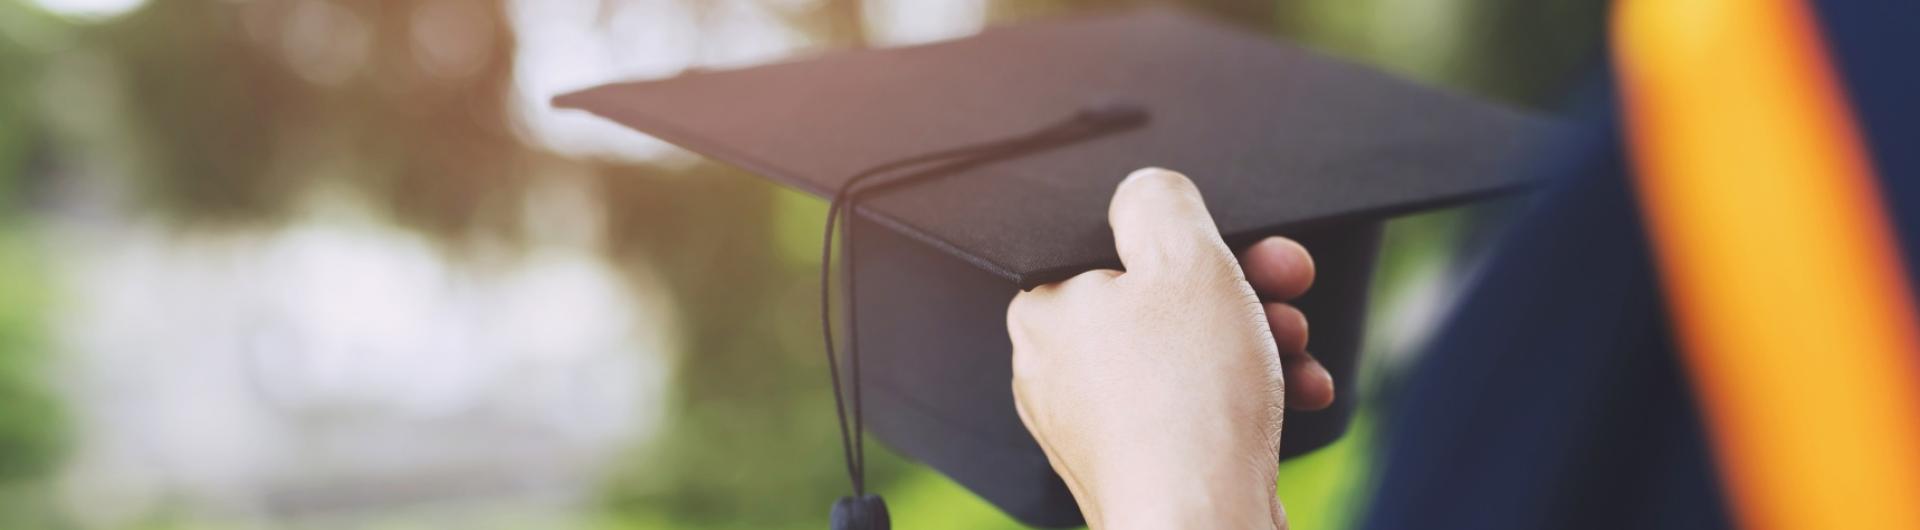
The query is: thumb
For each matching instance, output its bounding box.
[1107,167,1234,275]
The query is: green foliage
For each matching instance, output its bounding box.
[593,167,914,526]
[0,6,66,528]
[0,1,52,212]
[0,227,66,530]
[0,228,60,480]
[1278,0,1608,109]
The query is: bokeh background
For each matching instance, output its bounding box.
[0,0,1604,528]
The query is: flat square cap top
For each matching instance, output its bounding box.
[556,7,1550,288]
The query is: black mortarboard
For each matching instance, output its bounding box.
[556,7,1549,528]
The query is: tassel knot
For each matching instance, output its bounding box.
[830,494,890,530]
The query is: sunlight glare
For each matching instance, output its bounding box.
[30,0,148,21]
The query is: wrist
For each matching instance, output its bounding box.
[1096,490,1282,530]
[1087,463,1282,530]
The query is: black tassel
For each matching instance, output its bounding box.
[831,494,890,530]
[818,103,1144,530]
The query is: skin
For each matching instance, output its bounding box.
[1008,168,1331,530]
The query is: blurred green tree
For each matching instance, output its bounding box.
[0,4,68,529]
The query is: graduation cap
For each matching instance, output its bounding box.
[556,7,1551,528]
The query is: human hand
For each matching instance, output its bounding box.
[1008,168,1326,530]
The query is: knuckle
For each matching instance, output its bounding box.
[1009,345,1037,378]
[1006,292,1036,326]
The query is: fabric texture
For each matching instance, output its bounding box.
[1363,88,1733,530]
[554,7,1551,288]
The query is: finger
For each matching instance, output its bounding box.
[1265,302,1332,410]
[1281,353,1335,411]
[1264,302,1309,354]
[1007,269,1117,341]
[1241,237,1316,301]
[1107,167,1233,274]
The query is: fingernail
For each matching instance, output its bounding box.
[1122,166,1170,185]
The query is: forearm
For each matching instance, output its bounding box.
[1084,460,1284,530]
